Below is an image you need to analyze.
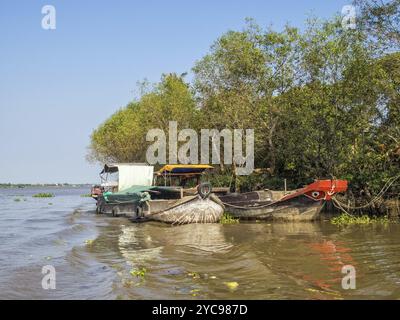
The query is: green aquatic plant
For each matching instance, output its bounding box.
[85,239,94,245]
[80,194,92,197]
[190,288,201,297]
[224,281,239,291]
[14,198,21,202]
[187,272,200,279]
[33,193,54,198]
[220,212,239,224]
[331,213,390,226]
[130,267,147,278]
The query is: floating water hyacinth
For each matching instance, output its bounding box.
[220,212,239,224]
[224,281,239,291]
[33,193,54,198]
[188,272,200,279]
[130,267,147,278]
[331,213,389,226]
[190,289,200,297]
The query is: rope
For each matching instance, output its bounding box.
[220,199,274,209]
[332,173,400,214]
[220,191,276,209]
[222,174,400,213]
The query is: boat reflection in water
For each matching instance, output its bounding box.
[118,223,233,261]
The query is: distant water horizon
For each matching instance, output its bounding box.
[0,183,95,187]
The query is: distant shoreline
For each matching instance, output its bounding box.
[0,183,93,188]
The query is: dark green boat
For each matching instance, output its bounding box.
[93,164,225,225]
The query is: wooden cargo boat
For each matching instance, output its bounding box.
[93,164,225,225]
[218,180,348,222]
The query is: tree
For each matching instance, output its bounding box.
[88,73,198,164]
[354,0,400,48]
[89,13,400,201]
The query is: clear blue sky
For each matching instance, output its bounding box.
[0,0,349,184]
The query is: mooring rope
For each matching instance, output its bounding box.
[220,199,274,209]
[332,174,400,214]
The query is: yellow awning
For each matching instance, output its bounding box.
[156,164,214,175]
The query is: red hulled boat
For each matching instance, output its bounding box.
[217,180,348,222]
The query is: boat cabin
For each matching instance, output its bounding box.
[154,164,213,187]
[91,163,154,198]
[92,163,226,221]
[154,164,230,196]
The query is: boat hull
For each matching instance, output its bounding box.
[96,196,141,216]
[143,195,224,224]
[218,179,348,222]
[96,194,224,224]
[224,195,324,222]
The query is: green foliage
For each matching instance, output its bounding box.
[89,7,400,206]
[32,193,54,198]
[354,0,400,48]
[208,172,234,189]
[331,213,390,226]
[220,212,239,224]
[130,267,147,278]
[187,271,200,279]
[88,73,198,164]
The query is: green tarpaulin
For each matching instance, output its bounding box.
[103,185,181,204]
[103,185,155,203]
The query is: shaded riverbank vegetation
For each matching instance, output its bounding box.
[88,1,400,214]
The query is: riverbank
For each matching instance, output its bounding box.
[323,197,400,218]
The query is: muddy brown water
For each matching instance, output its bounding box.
[0,187,399,299]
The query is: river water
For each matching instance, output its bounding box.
[0,187,399,300]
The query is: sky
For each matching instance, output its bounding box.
[0,0,350,184]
